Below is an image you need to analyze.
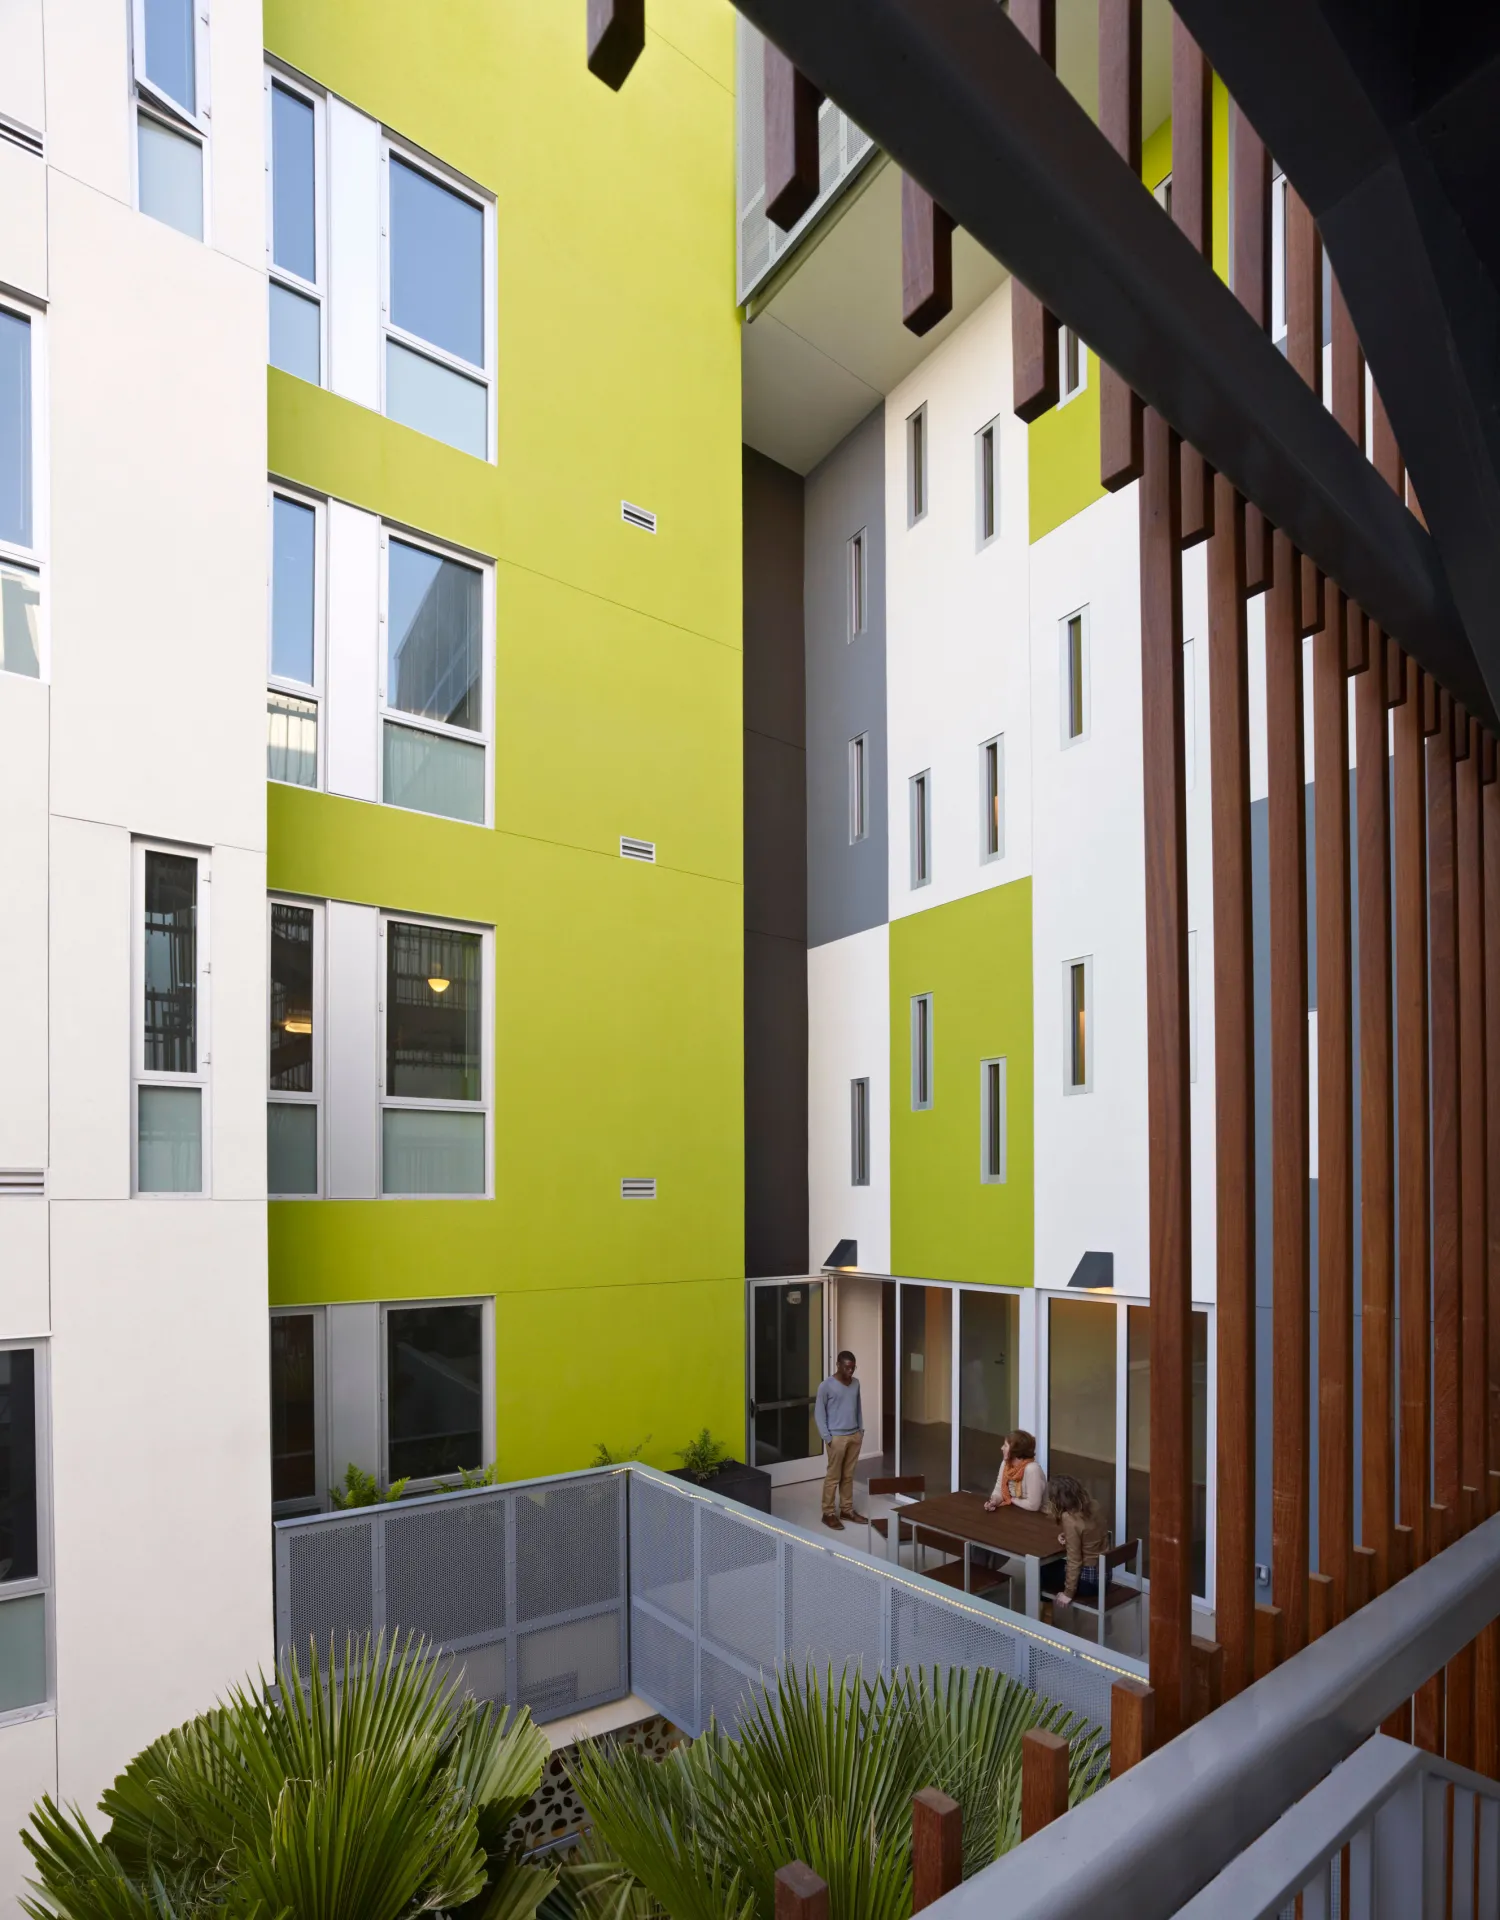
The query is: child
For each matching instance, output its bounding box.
[983,1429,1047,1512]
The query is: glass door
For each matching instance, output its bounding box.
[749,1281,825,1482]
[899,1284,953,1493]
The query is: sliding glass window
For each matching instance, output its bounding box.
[133,0,208,240]
[381,532,489,825]
[382,917,487,1196]
[899,1284,952,1494]
[958,1289,1017,1496]
[1047,1296,1116,1541]
[384,149,492,458]
[267,72,323,384]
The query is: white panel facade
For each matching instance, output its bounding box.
[0,677,48,1168]
[326,97,381,410]
[325,498,380,802]
[0,0,45,133]
[325,900,380,1198]
[210,842,271,1202]
[883,280,1033,918]
[808,924,890,1278]
[327,1301,381,1483]
[0,1202,49,1338]
[0,142,47,299]
[48,816,131,1200]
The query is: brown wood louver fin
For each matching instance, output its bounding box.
[1098,0,1143,490]
[901,176,955,337]
[1371,384,1405,501]
[1484,762,1500,1505]
[1172,17,1214,545]
[1457,715,1488,1519]
[1011,0,1060,422]
[1230,102,1273,593]
[1430,693,1462,1515]
[763,45,824,232]
[586,0,645,89]
[1284,182,1324,623]
[1330,272,1366,452]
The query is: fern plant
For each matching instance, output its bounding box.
[436,1460,506,1493]
[330,1462,409,1509]
[674,1429,729,1483]
[591,1438,652,1468]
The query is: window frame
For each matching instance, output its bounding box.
[267,894,324,1200]
[267,483,325,790]
[1065,955,1093,1096]
[132,838,211,1198]
[379,136,497,462]
[850,1076,870,1187]
[975,417,999,547]
[377,521,495,827]
[1058,326,1086,404]
[979,734,1004,864]
[378,1294,495,1492]
[1060,606,1090,747]
[906,403,928,525]
[1270,168,1288,348]
[0,1339,54,1728]
[911,992,934,1112]
[378,910,493,1200]
[909,769,931,889]
[0,296,47,684]
[264,65,327,387]
[981,1056,1007,1184]
[269,1305,327,1516]
[847,527,867,638]
[130,0,211,240]
[848,732,868,844]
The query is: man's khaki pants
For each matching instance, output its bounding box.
[821,1431,862,1517]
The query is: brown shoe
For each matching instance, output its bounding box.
[845,1510,869,1524]
[821,1513,844,1530]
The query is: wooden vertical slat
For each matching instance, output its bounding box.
[1190,1636,1224,1723]
[1011,0,1060,421]
[1485,765,1500,1481]
[1140,406,1193,1740]
[1284,185,1324,621]
[1314,588,1354,1617]
[911,1789,962,1909]
[1329,271,1366,450]
[1308,1570,1336,1640]
[1430,694,1462,1515]
[1477,1622,1500,1778]
[1230,102,1273,593]
[775,1863,829,1920]
[1394,652,1432,1561]
[763,47,823,232]
[1098,0,1143,490]
[1172,17,1213,546]
[1210,476,1256,1697]
[1458,716,1488,1506]
[1356,630,1396,1591]
[586,0,645,89]
[1254,1601,1285,1679]
[901,177,955,337]
[1021,1731,1071,1837]
[1110,1678,1154,1775]
[1268,529,1311,1657]
[1371,384,1405,500]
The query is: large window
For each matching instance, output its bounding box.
[384,1302,485,1483]
[383,148,492,457]
[381,532,488,824]
[0,305,41,681]
[267,73,324,384]
[269,1310,323,1512]
[1048,1296,1117,1542]
[135,845,206,1194]
[382,917,487,1196]
[1126,1304,1209,1594]
[267,490,321,788]
[900,1284,952,1495]
[132,0,207,240]
[958,1289,1017,1496]
[0,1346,48,1716]
[268,899,321,1197]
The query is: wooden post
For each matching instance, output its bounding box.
[1356,631,1397,1591]
[1230,103,1272,592]
[763,47,823,231]
[1308,1570,1336,1642]
[1486,770,1500,1480]
[1268,530,1311,1658]
[1371,384,1405,501]
[1097,0,1143,489]
[1010,0,1059,421]
[1477,1621,1500,1778]
[1394,653,1432,1564]
[1329,270,1366,451]
[1314,589,1354,1617]
[911,1789,962,1910]
[1171,18,1213,544]
[1284,183,1323,620]
[1140,407,1193,1740]
[1457,719,1488,1506]
[1022,1729,1071,1838]
[1110,1678,1154,1776]
[1253,1601,1285,1681]
[1210,477,1256,1698]
[1351,1542,1377,1611]
[1190,1636,1224,1724]
[1430,696,1462,1516]
[901,178,955,338]
[775,1863,828,1920]
[586,0,645,89]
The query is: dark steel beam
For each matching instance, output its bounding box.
[731,0,1489,726]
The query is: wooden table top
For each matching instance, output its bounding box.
[899,1489,1066,1559]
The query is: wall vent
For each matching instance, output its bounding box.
[621,1177,657,1200]
[620,836,656,863]
[621,500,657,534]
[0,1170,45,1197]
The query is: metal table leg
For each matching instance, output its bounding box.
[1025,1553,1040,1618]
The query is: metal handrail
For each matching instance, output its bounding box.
[923,1511,1500,1918]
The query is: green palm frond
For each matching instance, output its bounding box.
[568,1739,755,1920]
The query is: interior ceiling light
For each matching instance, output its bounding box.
[427,977,451,993]
[283,1018,312,1034]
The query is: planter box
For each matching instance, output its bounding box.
[669,1459,773,1514]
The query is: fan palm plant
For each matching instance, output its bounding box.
[21,1634,556,1920]
[551,1663,1106,1920]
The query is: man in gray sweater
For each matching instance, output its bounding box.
[814,1350,866,1529]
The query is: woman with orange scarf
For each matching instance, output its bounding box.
[983,1428,1046,1511]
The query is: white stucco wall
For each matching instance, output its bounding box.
[808,925,891,1278]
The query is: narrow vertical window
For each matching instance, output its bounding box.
[981,1057,1007,1183]
[0,1345,49,1712]
[135,845,205,1193]
[848,528,866,637]
[980,735,1004,862]
[1183,637,1197,789]
[1154,174,1173,219]
[1271,169,1288,348]
[1066,958,1092,1094]
[0,305,41,682]
[850,1077,870,1186]
[911,994,934,1111]
[268,75,323,385]
[133,0,207,240]
[268,491,319,788]
[848,734,868,843]
[976,419,998,546]
[270,1309,322,1511]
[907,404,927,524]
[910,771,931,888]
[1060,326,1085,400]
[268,899,319,1196]
[1061,610,1088,744]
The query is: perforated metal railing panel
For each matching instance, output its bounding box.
[274,1466,1144,1735]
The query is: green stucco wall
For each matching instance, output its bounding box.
[889,883,1034,1286]
[262,0,745,1479]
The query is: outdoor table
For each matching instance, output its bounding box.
[887,1490,1066,1619]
